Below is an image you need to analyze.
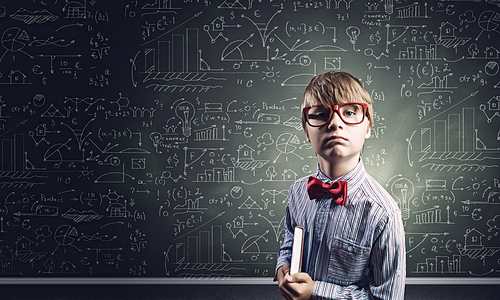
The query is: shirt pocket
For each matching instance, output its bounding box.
[327,239,371,284]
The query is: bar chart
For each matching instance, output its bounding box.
[145,28,199,73]
[419,108,475,153]
[175,225,223,264]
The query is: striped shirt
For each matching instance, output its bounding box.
[276,161,406,299]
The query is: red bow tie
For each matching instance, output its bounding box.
[307,176,348,205]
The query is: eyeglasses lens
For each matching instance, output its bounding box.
[307,103,365,126]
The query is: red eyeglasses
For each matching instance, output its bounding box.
[303,102,368,127]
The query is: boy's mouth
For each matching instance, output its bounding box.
[326,135,347,144]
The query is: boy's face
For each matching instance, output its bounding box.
[304,101,371,167]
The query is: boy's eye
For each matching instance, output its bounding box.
[308,112,329,120]
[343,110,356,117]
[341,105,360,118]
[308,107,330,120]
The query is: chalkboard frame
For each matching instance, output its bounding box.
[1,277,500,285]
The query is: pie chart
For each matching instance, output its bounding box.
[54,225,79,249]
[485,61,499,76]
[478,10,500,32]
[1,27,29,53]
[276,133,300,154]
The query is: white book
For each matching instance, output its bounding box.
[290,226,304,275]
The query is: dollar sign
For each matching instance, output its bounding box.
[42,76,47,85]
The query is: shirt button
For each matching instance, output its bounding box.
[348,246,353,251]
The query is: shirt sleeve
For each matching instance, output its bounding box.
[311,210,406,300]
[275,202,294,275]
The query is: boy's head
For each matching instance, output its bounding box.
[301,71,374,129]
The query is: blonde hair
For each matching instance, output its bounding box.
[301,71,374,128]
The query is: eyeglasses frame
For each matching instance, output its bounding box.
[303,102,369,127]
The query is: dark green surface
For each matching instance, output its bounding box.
[0,0,499,282]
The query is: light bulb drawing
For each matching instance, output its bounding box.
[390,177,414,220]
[346,26,361,51]
[149,131,163,154]
[175,101,195,138]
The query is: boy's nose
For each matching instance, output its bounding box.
[327,111,344,129]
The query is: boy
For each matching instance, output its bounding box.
[276,71,406,299]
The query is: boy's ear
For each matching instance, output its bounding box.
[365,124,371,139]
[305,128,311,142]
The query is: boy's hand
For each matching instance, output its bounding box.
[277,265,314,300]
[277,264,290,285]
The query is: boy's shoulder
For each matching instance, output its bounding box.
[360,172,400,213]
[288,173,314,191]
[296,173,314,183]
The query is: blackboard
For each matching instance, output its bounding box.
[0,0,499,283]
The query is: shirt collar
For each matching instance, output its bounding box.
[315,159,366,191]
